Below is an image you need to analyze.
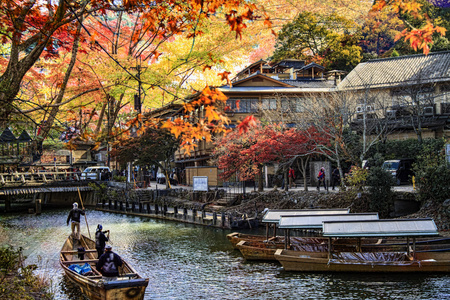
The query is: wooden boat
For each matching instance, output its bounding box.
[236,237,329,261]
[236,213,380,261]
[274,249,450,272]
[275,218,450,273]
[59,235,149,300]
[226,232,284,249]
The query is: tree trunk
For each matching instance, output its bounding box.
[258,164,264,192]
[37,21,83,141]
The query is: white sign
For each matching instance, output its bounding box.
[193,176,208,191]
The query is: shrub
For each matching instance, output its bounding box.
[0,246,53,299]
[340,166,368,203]
[414,143,450,203]
[113,175,126,182]
[366,166,395,218]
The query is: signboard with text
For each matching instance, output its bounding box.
[193,176,208,191]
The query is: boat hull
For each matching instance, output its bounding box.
[226,232,276,249]
[275,249,450,273]
[60,235,149,300]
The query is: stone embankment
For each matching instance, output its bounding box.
[102,186,450,231]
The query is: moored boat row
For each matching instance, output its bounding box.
[228,208,450,273]
[275,218,450,272]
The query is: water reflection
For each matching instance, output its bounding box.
[0,210,449,299]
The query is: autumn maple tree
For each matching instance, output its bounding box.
[0,0,268,141]
[213,121,327,191]
[373,0,447,54]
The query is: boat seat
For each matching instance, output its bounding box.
[62,259,99,265]
[61,250,97,254]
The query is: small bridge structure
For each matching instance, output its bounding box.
[0,170,97,213]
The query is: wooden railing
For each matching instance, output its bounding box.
[0,171,82,185]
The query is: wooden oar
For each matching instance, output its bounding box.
[77,188,91,239]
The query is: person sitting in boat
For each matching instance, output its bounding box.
[97,245,123,277]
[95,224,110,258]
[66,202,85,240]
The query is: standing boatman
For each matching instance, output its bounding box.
[67,202,85,240]
[95,224,110,258]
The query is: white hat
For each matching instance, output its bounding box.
[73,202,78,208]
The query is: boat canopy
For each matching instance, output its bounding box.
[262,208,350,223]
[278,213,379,229]
[323,218,439,237]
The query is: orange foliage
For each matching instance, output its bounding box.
[237,115,259,134]
[161,86,230,154]
[372,0,446,54]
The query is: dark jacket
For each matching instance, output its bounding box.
[97,251,123,277]
[67,208,85,224]
[95,230,109,250]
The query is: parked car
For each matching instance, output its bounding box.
[80,166,110,180]
[382,159,415,185]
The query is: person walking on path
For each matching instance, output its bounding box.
[317,167,327,191]
[288,167,296,188]
[331,167,340,190]
[95,224,110,258]
[66,202,85,240]
[97,245,123,277]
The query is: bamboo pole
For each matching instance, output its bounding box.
[78,188,91,239]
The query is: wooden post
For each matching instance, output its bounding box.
[284,229,288,250]
[184,208,188,220]
[328,238,332,260]
[174,206,178,217]
[221,212,225,228]
[193,209,197,221]
[213,212,217,226]
[147,203,151,214]
[287,229,291,248]
[407,237,410,256]
[266,223,269,241]
[35,198,42,215]
[5,196,11,212]
[155,204,159,215]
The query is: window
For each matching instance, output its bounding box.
[262,98,277,110]
[226,98,259,113]
[281,98,303,112]
[294,100,304,113]
[418,92,433,103]
[281,99,290,112]
[392,94,412,107]
[441,103,450,115]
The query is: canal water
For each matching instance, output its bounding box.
[0,209,449,300]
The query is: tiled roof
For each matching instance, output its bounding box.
[281,79,335,88]
[338,51,450,90]
[0,128,16,143]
